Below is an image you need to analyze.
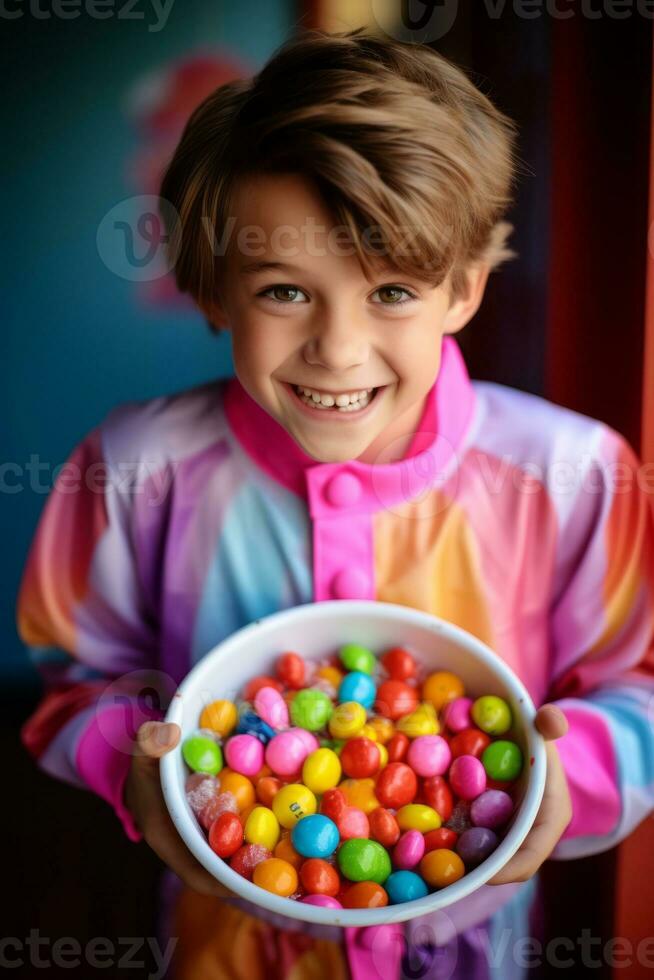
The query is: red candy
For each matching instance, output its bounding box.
[340,737,381,778]
[381,646,417,680]
[423,827,458,852]
[375,762,418,809]
[450,727,491,759]
[386,732,410,763]
[375,680,419,721]
[243,675,283,701]
[320,788,347,822]
[276,652,306,690]
[369,807,401,847]
[229,843,271,880]
[209,812,243,858]
[300,858,340,896]
[336,806,370,840]
[421,775,454,822]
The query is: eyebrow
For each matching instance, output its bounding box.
[239,261,304,277]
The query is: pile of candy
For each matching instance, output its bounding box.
[182,644,524,909]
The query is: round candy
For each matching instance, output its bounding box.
[300,858,340,896]
[471,695,512,736]
[244,805,281,851]
[396,703,439,738]
[381,646,417,681]
[200,700,238,737]
[235,711,276,744]
[482,741,523,781]
[369,807,401,847]
[359,723,379,742]
[320,787,347,822]
[336,806,370,840]
[339,778,379,814]
[442,697,473,733]
[445,800,472,835]
[253,857,298,897]
[243,676,283,701]
[300,895,342,908]
[407,735,451,777]
[421,775,454,822]
[276,652,306,690]
[375,680,418,721]
[218,771,256,811]
[422,671,464,711]
[266,730,313,777]
[316,665,344,690]
[338,839,392,884]
[186,774,219,817]
[302,748,342,794]
[329,701,367,739]
[367,716,395,744]
[393,830,426,870]
[456,827,499,867]
[420,848,465,888]
[386,732,410,763]
[338,671,376,710]
[225,734,264,777]
[291,814,339,858]
[182,733,223,775]
[470,789,514,829]
[450,727,491,760]
[256,775,282,807]
[385,870,429,903]
[340,738,381,779]
[423,827,459,852]
[274,835,303,869]
[290,689,333,731]
[199,791,238,830]
[396,804,441,833]
[208,811,243,858]
[254,686,289,729]
[342,882,389,908]
[230,843,271,880]
[449,755,487,801]
[375,763,417,809]
[272,783,317,829]
[339,643,375,675]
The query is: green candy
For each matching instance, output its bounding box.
[290,688,333,731]
[339,643,376,676]
[471,695,512,735]
[482,740,523,781]
[338,838,392,884]
[319,737,345,755]
[182,733,223,775]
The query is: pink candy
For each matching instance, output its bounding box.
[407,735,451,777]
[265,728,317,777]
[225,734,264,776]
[301,895,343,908]
[449,754,487,801]
[254,685,289,729]
[393,829,425,870]
[442,697,473,733]
[336,806,370,840]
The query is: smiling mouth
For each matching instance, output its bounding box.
[292,384,382,413]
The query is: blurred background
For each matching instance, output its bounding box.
[3,0,653,976]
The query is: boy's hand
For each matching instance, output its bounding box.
[124,720,236,899]
[488,704,572,885]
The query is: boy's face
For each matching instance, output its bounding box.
[208,173,488,464]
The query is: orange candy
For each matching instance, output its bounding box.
[419,848,465,888]
[273,835,304,870]
[300,858,340,896]
[218,770,256,811]
[369,807,401,848]
[256,776,283,807]
[342,881,389,908]
[421,671,465,711]
[253,857,298,897]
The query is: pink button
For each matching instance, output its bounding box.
[331,567,371,599]
[325,471,362,507]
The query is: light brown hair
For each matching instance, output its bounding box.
[160,27,519,329]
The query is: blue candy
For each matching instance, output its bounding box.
[385,870,429,904]
[236,711,275,744]
[291,814,340,858]
[338,671,376,709]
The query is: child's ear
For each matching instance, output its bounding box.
[442,262,491,335]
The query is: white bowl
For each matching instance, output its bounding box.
[161,600,546,927]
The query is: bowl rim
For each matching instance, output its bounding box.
[160,599,547,928]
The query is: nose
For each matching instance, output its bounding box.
[303,306,369,373]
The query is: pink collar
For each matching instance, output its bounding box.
[224,336,475,514]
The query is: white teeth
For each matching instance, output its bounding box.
[294,384,375,412]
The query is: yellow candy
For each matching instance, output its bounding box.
[253,857,298,897]
[422,671,464,711]
[368,716,395,744]
[329,701,367,739]
[339,777,379,814]
[377,743,389,768]
[316,665,344,688]
[396,804,442,832]
[199,699,238,737]
[302,748,342,794]
[244,805,280,850]
[359,724,378,742]
[272,783,317,829]
[396,702,440,738]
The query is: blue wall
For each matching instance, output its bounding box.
[4,1,297,688]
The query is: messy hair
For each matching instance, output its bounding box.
[160,27,519,329]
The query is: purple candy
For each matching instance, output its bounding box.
[456,827,499,867]
[445,800,472,834]
[470,789,514,829]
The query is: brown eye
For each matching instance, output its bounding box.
[259,285,307,303]
[373,285,417,305]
